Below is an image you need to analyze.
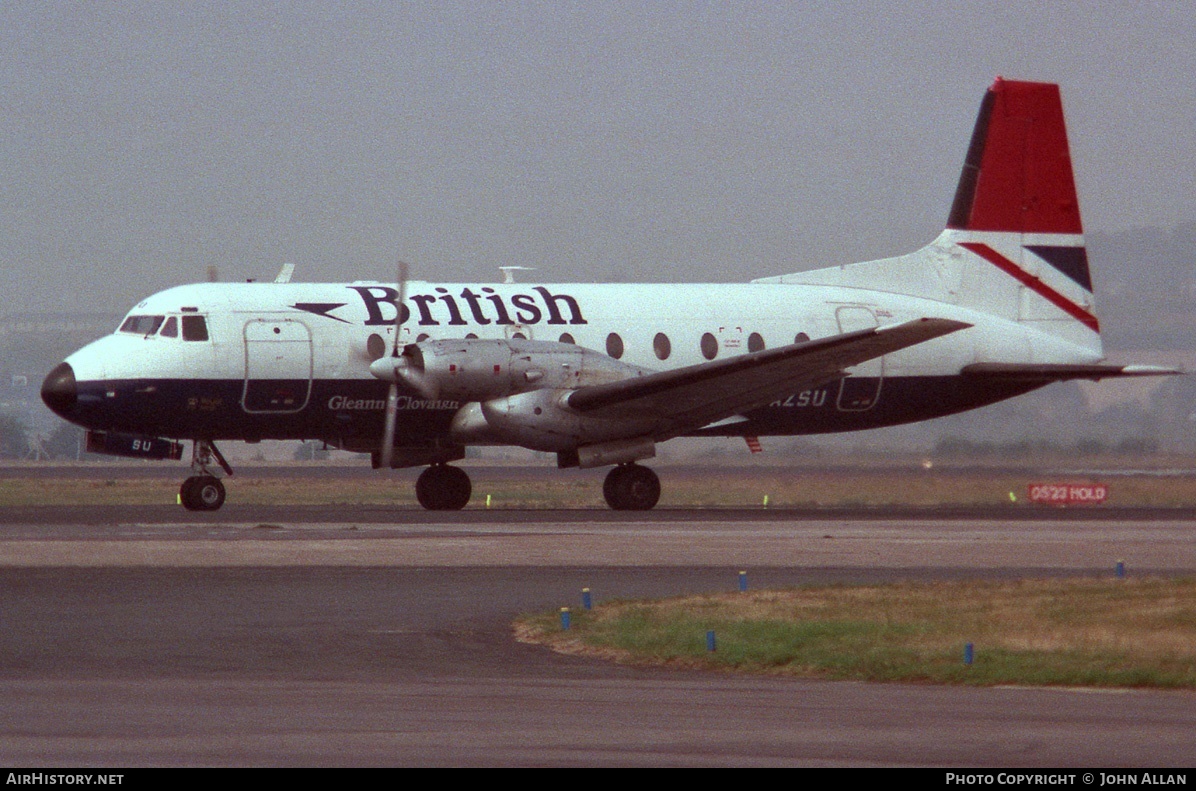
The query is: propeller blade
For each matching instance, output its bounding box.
[380,382,399,468]
[379,260,410,468]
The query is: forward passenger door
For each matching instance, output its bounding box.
[242,318,313,413]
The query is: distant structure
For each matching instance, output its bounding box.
[0,312,119,340]
[1,312,123,433]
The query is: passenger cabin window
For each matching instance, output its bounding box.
[748,332,765,353]
[181,315,209,342]
[160,317,178,338]
[366,334,386,361]
[653,332,671,360]
[794,332,810,344]
[700,332,718,360]
[558,333,576,344]
[606,333,624,359]
[119,315,165,336]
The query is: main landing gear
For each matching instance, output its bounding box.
[415,464,472,510]
[179,440,233,512]
[408,462,660,511]
[602,463,661,511]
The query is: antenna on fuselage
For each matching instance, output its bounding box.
[499,266,534,284]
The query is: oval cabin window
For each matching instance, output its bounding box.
[700,332,718,360]
[606,332,624,359]
[559,333,576,344]
[366,334,386,360]
[748,332,765,353]
[653,332,671,360]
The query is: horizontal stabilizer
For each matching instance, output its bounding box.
[962,363,1182,382]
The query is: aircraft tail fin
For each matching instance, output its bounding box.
[756,78,1101,355]
[946,79,1084,237]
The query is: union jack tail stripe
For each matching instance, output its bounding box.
[959,242,1100,332]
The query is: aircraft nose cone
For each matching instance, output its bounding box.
[41,362,77,418]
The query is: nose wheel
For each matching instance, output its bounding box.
[178,439,233,511]
[603,463,661,511]
[180,475,226,511]
[415,464,472,510]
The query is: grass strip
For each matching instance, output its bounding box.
[516,577,1196,688]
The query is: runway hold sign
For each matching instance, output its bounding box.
[1028,483,1108,505]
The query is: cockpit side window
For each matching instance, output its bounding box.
[119,315,165,336]
[160,316,178,338]
[181,315,209,342]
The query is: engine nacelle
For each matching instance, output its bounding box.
[371,338,646,402]
[450,388,657,453]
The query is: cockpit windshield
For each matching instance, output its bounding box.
[117,313,209,340]
[118,315,165,336]
[181,315,208,341]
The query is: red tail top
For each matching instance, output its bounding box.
[947,79,1083,234]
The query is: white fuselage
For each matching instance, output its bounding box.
[50,278,1099,454]
[67,279,1096,385]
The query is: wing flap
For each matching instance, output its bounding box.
[567,317,971,436]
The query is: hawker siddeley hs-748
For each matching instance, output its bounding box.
[42,79,1177,511]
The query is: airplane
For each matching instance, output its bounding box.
[41,78,1177,512]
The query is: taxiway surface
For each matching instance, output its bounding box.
[0,504,1193,766]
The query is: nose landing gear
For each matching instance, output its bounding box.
[179,440,233,512]
[180,475,226,511]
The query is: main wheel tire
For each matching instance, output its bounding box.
[415,465,472,510]
[603,464,661,511]
[602,465,630,508]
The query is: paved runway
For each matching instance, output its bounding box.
[0,504,1193,766]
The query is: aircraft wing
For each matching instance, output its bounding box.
[962,363,1182,381]
[566,317,971,438]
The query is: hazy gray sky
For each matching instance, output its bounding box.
[3,1,1195,313]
